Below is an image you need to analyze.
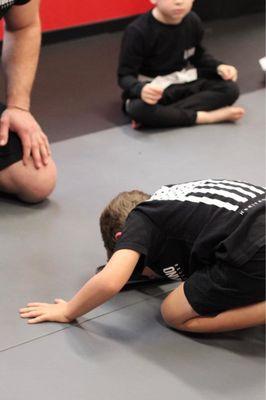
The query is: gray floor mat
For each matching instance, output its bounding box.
[0,297,264,400]
[0,89,265,399]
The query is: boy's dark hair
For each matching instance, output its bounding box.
[100,190,150,260]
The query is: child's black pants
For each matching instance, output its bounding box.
[126,78,239,128]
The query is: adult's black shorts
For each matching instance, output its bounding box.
[0,103,23,171]
[184,245,265,316]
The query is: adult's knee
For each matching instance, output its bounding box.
[17,159,57,203]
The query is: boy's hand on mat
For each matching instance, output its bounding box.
[141,84,163,105]
[217,64,238,82]
[19,299,72,324]
[0,108,51,169]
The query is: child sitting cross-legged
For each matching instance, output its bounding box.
[118,0,245,129]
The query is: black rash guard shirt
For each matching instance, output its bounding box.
[114,179,265,314]
[118,11,223,99]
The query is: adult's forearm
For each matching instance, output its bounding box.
[176,301,266,333]
[2,21,41,109]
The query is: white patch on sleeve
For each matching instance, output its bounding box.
[184,47,196,60]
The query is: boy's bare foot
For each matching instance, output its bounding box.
[131,120,142,129]
[196,106,245,124]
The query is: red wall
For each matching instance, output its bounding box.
[40,0,152,31]
[0,0,151,39]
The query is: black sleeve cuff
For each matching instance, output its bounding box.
[197,67,220,79]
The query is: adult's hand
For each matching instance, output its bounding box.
[0,107,51,169]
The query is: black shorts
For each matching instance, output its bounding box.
[0,103,23,171]
[184,246,265,316]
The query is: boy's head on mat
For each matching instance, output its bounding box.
[150,0,195,24]
[100,190,150,260]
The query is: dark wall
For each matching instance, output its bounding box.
[193,0,265,20]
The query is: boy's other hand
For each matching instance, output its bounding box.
[141,84,163,105]
[217,64,238,81]
[19,299,72,324]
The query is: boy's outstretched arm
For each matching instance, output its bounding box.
[19,250,140,324]
[161,283,266,333]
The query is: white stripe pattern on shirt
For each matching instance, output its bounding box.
[184,195,239,211]
[195,182,257,198]
[206,179,264,195]
[149,179,264,212]
[190,188,247,202]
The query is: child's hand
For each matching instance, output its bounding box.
[141,84,163,105]
[19,298,72,324]
[217,64,238,81]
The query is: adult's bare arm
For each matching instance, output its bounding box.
[0,0,51,168]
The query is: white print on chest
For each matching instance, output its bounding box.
[184,47,196,60]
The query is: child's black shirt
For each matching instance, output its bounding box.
[115,179,265,283]
[118,11,222,99]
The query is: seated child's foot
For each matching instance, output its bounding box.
[197,106,245,124]
[131,120,142,129]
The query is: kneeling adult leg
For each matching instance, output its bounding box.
[0,132,56,203]
[0,158,57,203]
